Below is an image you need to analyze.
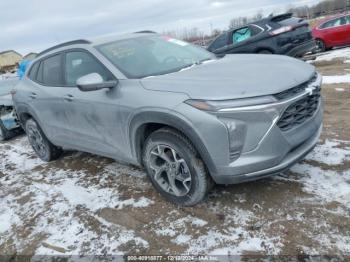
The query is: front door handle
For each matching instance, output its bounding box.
[29,92,37,99]
[64,94,74,102]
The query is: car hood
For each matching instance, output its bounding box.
[140,54,315,100]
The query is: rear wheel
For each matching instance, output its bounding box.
[143,128,213,206]
[316,39,326,53]
[25,119,62,162]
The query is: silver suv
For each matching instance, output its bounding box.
[13,33,323,206]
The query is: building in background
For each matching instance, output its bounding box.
[0,50,22,73]
[23,52,38,60]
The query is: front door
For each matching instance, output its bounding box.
[61,50,124,158]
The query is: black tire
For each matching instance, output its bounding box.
[25,119,62,162]
[0,120,10,141]
[258,49,273,54]
[142,128,213,206]
[316,39,326,53]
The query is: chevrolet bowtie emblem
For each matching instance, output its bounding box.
[305,86,316,96]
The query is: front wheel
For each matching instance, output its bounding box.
[143,128,213,206]
[25,119,62,162]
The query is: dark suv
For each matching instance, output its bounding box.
[207,13,316,57]
[13,33,323,206]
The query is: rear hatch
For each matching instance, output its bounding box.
[270,13,313,45]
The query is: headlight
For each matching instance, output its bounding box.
[185,96,277,112]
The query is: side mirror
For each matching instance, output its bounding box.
[76,73,118,92]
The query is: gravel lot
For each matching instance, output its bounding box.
[1,49,350,257]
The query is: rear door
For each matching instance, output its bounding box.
[61,49,123,158]
[26,53,70,144]
[320,17,348,46]
[343,15,350,44]
[226,25,264,53]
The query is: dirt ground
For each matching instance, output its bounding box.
[0,52,350,258]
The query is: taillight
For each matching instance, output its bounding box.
[269,26,293,36]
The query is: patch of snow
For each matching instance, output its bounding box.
[210,237,269,255]
[0,206,20,234]
[155,228,177,237]
[0,137,151,254]
[117,197,154,209]
[191,218,208,227]
[36,179,121,211]
[335,88,345,92]
[315,47,350,62]
[0,138,44,172]
[172,234,192,245]
[323,74,350,84]
[305,139,350,165]
[291,164,350,208]
[154,215,209,238]
[187,229,283,255]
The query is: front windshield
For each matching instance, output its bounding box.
[96,35,215,79]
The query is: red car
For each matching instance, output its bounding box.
[312,13,350,52]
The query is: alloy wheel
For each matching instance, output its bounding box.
[149,144,192,197]
[27,125,47,158]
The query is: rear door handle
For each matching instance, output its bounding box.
[29,92,37,99]
[64,94,74,102]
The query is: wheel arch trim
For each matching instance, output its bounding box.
[128,109,217,175]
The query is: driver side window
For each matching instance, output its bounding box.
[65,51,114,86]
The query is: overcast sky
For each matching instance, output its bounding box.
[0,0,320,55]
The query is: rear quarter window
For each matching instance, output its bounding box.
[41,54,63,86]
[28,62,40,80]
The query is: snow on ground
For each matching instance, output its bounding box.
[305,139,350,165]
[0,138,152,255]
[315,47,350,62]
[323,74,350,84]
[1,134,350,256]
[276,139,350,208]
[290,164,350,207]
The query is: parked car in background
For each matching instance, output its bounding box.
[13,33,323,206]
[0,78,21,141]
[207,13,316,57]
[312,13,350,52]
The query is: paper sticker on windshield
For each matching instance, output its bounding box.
[166,38,188,46]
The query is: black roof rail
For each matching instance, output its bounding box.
[37,39,91,58]
[134,30,157,34]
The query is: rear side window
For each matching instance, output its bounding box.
[232,27,252,43]
[28,62,39,80]
[320,18,342,29]
[209,33,228,51]
[65,51,114,86]
[40,54,63,86]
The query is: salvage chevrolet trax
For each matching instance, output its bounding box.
[13,33,323,206]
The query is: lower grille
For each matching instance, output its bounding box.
[277,87,321,132]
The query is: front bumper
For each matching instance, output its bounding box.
[213,121,322,184]
[211,74,324,184]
